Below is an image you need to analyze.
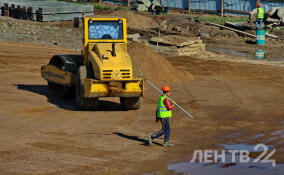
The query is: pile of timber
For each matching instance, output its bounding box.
[0,0,93,22]
[149,35,205,56]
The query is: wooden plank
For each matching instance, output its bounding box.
[149,41,205,56]
[224,21,244,29]
[177,44,205,52]
[266,33,278,39]
[207,21,255,37]
[150,35,202,47]
[177,51,199,56]
[206,21,278,39]
[224,21,279,39]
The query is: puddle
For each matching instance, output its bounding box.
[218,143,273,152]
[166,143,280,175]
[271,129,284,139]
[222,133,264,142]
[206,47,248,58]
[236,131,283,144]
[168,156,284,175]
[146,133,283,175]
[149,143,282,175]
[249,134,265,140]
[261,130,284,144]
[222,132,242,139]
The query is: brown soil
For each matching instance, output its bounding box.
[0,7,284,175]
[0,41,283,175]
[95,10,159,30]
[128,42,194,85]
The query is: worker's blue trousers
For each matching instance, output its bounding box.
[256,19,263,30]
[150,118,170,143]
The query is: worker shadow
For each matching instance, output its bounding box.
[15,84,126,111]
[113,132,164,147]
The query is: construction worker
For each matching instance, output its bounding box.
[256,2,264,30]
[148,85,175,147]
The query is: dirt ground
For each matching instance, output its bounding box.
[0,8,283,175]
[0,41,283,175]
[1,10,284,60]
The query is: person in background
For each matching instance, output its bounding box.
[256,2,264,30]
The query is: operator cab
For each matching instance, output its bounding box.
[88,19,124,40]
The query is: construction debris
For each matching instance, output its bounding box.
[149,35,205,56]
[127,33,141,43]
[250,7,284,29]
[0,0,93,22]
[133,0,163,14]
[133,0,151,11]
[265,7,284,29]
[207,21,278,39]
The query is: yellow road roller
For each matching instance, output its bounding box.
[41,17,143,110]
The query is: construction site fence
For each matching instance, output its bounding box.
[2,0,284,21]
[99,0,284,16]
[161,0,284,16]
[77,0,135,6]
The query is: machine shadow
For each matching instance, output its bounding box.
[113,132,163,147]
[15,84,126,111]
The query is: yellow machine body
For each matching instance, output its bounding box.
[82,17,143,98]
[41,17,143,109]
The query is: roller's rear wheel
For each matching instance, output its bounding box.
[47,56,70,97]
[120,97,142,110]
[76,65,99,110]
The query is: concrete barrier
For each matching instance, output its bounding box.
[0,0,94,21]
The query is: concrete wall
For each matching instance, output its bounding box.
[0,0,94,21]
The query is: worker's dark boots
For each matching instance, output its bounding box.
[163,142,174,147]
[148,135,152,145]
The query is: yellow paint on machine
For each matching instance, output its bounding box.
[83,17,128,66]
[83,79,143,97]
[88,43,133,81]
[40,17,143,109]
